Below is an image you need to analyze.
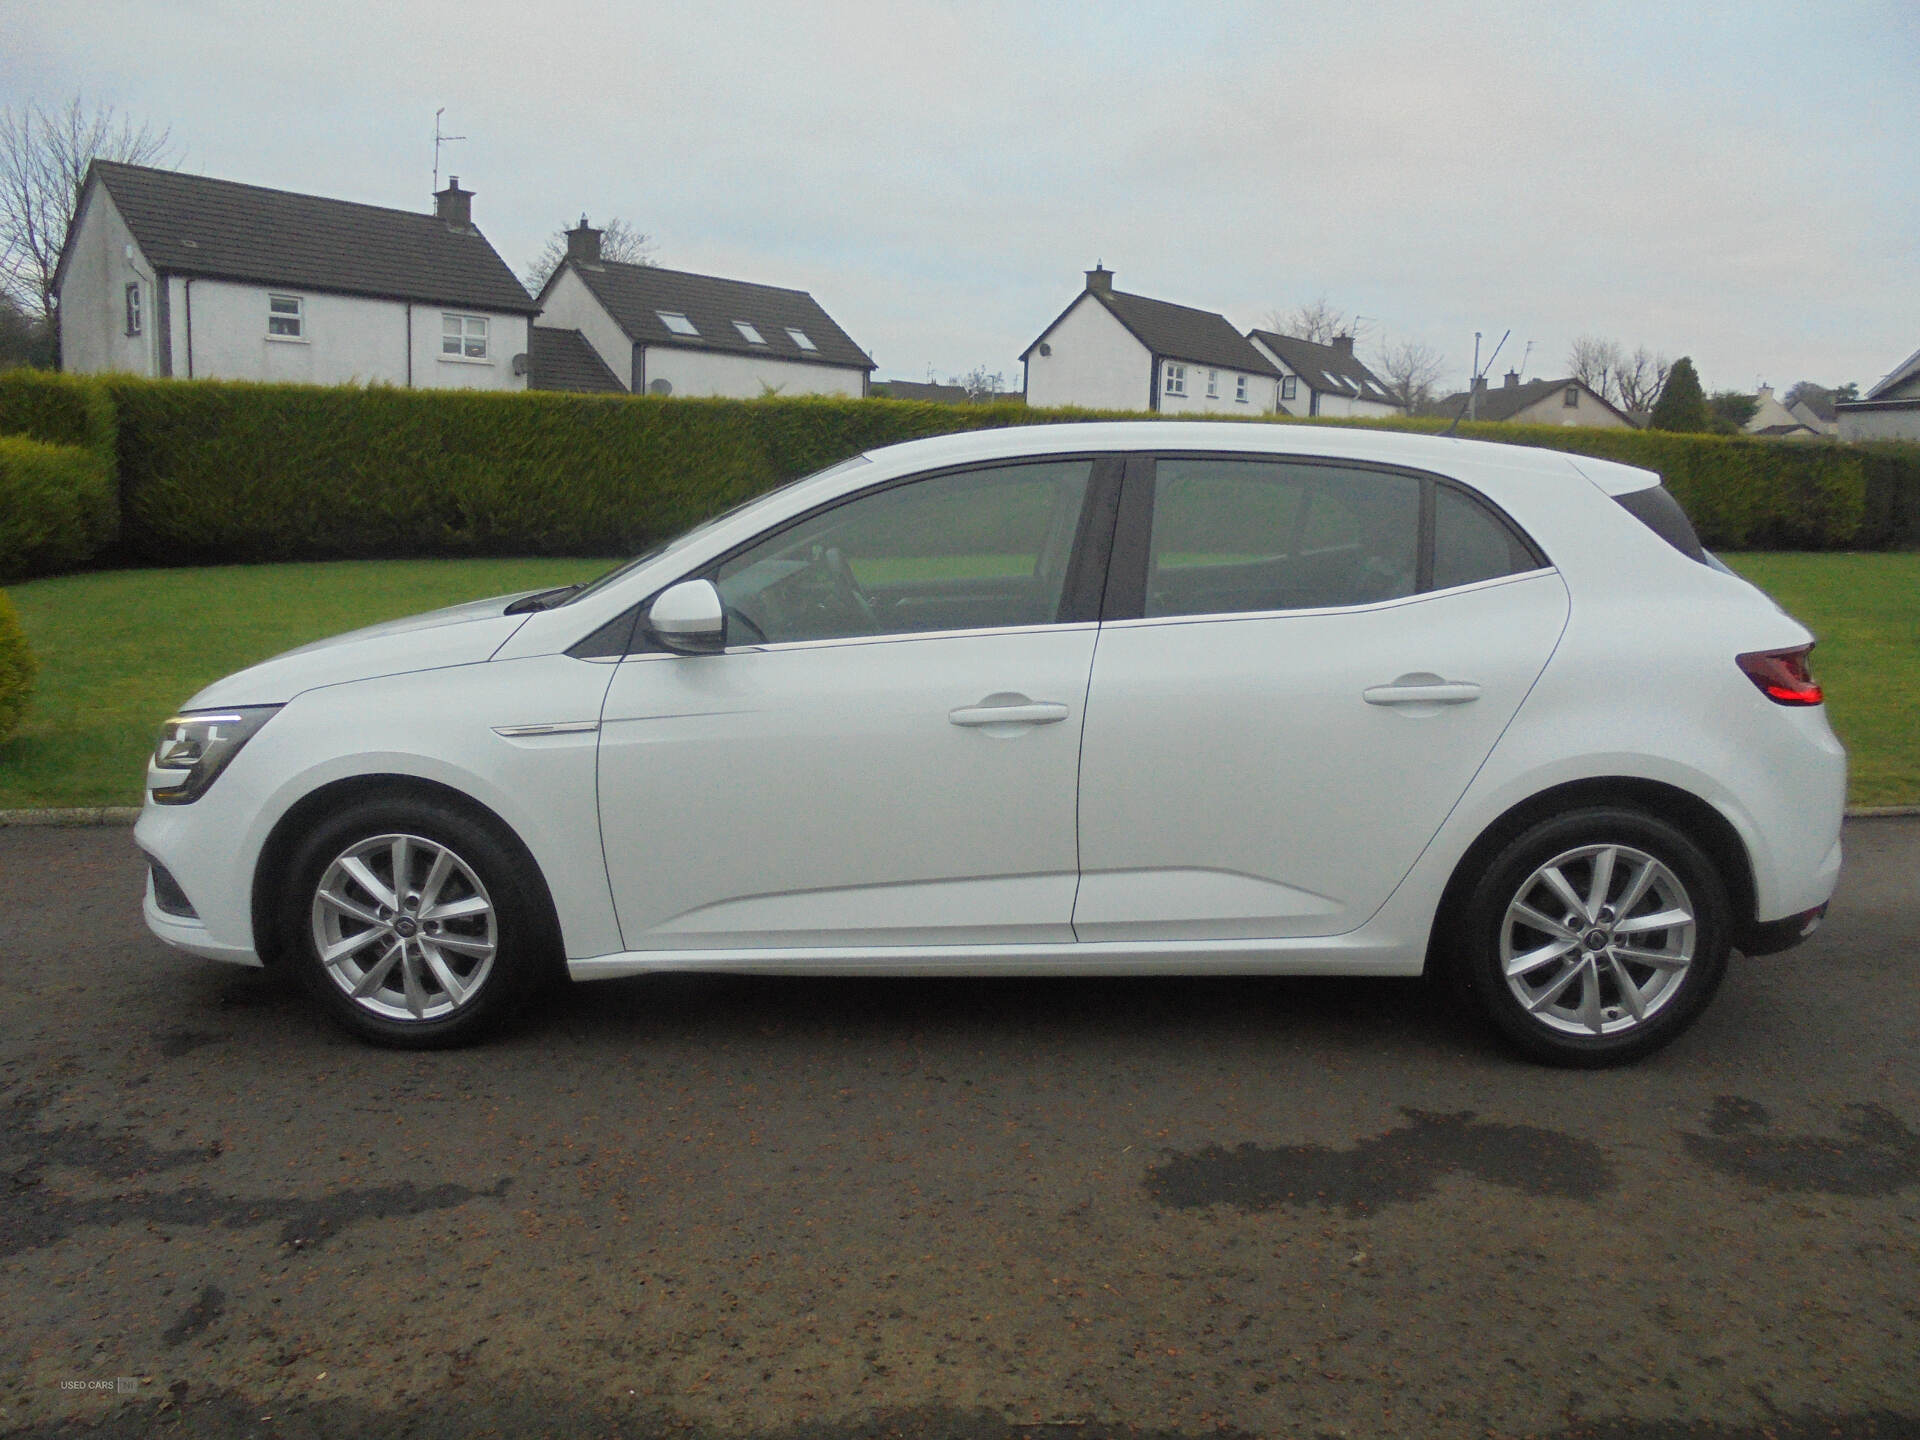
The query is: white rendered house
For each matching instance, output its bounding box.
[1246,330,1406,419]
[1021,266,1280,415]
[1836,348,1920,442]
[54,162,535,389]
[531,222,873,397]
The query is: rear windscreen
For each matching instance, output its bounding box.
[1615,485,1707,563]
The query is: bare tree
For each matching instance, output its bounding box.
[949,365,1007,402]
[1266,294,1352,346]
[1566,335,1622,403]
[1372,337,1447,412]
[1612,346,1671,413]
[0,96,178,319]
[523,216,654,292]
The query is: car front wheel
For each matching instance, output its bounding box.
[282,797,554,1047]
[1454,807,1731,1067]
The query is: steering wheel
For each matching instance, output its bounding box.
[818,546,879,631]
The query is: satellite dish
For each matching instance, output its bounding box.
[648,378,673,395]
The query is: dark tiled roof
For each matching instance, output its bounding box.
[1867,345,1920,401]
[1065,290,1278,375]
[874,380,972,403]
[1434,376,1634,425]
[564,260,873,371]
[1246,331,1398,406]
[528,327,625,393]
[75,161,536,314]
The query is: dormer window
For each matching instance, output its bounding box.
[658,311,700,336]
[786,328,817,351]
[734,321,767,344]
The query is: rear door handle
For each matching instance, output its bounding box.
[949,697,1070,727]
[1363,677,1483,706]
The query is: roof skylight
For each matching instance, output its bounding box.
[657,311,700,336]
[786,327,817,351]
[734,321,767,344]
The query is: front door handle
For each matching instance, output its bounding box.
[949,696,1070,727]
[1363,675,1483,706]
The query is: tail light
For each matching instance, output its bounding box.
[1737,645,1823,706]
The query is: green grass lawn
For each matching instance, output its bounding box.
[0,558,610,809]
[1723,552,1919,808]
[0,551,1913,809]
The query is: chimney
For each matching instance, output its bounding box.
[566,214,602,264]
[1472,375,1489,396]
[1085,263,1113,295]
[1330,333,1355,357]
[434,176,473,227]
[1504,369,1520,388]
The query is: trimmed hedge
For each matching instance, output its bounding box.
[0,587,34,744]
[0,435,118,580]
[0,373,1914,570]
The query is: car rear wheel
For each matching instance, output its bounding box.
[282,797,554,1047]
[1453,807,1731,1067]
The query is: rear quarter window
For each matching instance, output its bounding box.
[1614,484,1707,563]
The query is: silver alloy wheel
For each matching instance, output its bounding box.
[1499,842,1696,1036]
[310,832,498,1023]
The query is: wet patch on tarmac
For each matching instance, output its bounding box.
[160,1285,225,1347]
[0,1086,512,1258]
[1144,1107,1614,1213]
[1681,1096,1920,1196]
[152,1029,225,1058]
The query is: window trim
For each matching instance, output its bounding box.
[440,312,492,363]
[124,282,142,337]
[1164,362,1187,397]
[616,454,1126,656]
[1280,375,1298,402]
[1235,375,1248,403]
[1206,369,1219,399]
[266,293,305,342]
[1100,451,1551,624]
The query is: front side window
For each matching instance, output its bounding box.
[268,294,303,338]
[1144,458,1421,618]
[1164,363,1186,396]
[124,283,142,337]
[1280,375,1298,401]
[711,460,1093,645]
[442,314,489,359]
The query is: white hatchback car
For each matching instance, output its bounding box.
[136,423,1845,1064]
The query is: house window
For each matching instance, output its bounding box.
[1564,385,1580,408]
[1235,375,1248,403]
[658,311,700,336]
[1281,375,1298,401]
[734,321,766,344]
[267,294,303,339]
[786,327,817,351]
[1164,363,1187,396]
[124,283,142,337]
[1206,369,1219,398]
[442,313,489,360]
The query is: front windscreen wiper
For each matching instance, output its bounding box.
[503,584,583,615]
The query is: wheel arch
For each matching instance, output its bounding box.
[1425,776,1757,975]
[250,773,564,971]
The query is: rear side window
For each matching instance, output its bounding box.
[1432,483,1543,590]
[1614,484,1707,563]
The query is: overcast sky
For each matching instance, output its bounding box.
[9,1,1916,394]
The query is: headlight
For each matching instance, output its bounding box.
[149,706,281,805]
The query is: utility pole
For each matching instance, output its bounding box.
[1468,332,1481,421]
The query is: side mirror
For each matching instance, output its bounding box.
[647,579,727,655]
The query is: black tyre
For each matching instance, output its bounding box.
[1451,807,1731,1067]
[280,795,557,1048]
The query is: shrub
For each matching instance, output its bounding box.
[0,435,118,580]
[1855,441,1920,550]
[0,368,117,463]
[0,587,34,744]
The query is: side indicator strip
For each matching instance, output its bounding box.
[492,721,601,737]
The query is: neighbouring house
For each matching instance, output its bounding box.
[1836,348,1920,442]
[54,161,536,388]
[1020,266,1280,414]
[1743,385,1825,440]
[1245,330,1405,418]
[531,220,873,397]
[1434,372,1636,429]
